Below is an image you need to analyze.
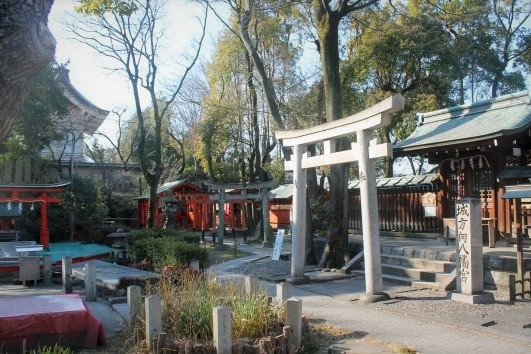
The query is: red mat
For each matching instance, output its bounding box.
[0,293,106,352]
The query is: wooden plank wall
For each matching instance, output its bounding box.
[348,187,440,233]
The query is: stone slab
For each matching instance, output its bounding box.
[72,260,159,290]
[450,291,495,304]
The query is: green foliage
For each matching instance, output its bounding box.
[126,229,206,271]
[2,64,68,159]
[62,175,108,228]
[75,0,138,16]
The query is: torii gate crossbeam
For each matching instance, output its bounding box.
[275,94,405,302]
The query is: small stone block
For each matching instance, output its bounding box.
[450,292,495,304]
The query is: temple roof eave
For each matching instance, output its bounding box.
[393,91,531,157]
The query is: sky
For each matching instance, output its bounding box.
[48,0,225,135]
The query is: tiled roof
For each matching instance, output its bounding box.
[497,166,531,180]
[271,184,295,199]
[135,179,189,199]
[394,91,531,153]
[348,173,439,189]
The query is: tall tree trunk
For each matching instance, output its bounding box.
[314,4,349,268]
[0,0,56,144]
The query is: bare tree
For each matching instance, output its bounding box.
[66,0,207,227]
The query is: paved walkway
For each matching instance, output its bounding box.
[210,238,531,354]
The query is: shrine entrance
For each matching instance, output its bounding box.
[275,95,405,301]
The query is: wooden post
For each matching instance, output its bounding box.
[62,256,72,294]
[40,194,49,249]
[261,188,272,247]
[517,232,524,292]
[509,274,516,301]
[217,193,225,247]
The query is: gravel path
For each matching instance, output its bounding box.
[230,258,531,329]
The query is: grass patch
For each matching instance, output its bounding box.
[126,268,286,352]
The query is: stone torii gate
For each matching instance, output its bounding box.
[275,94,405,302]
[205,181,277,247]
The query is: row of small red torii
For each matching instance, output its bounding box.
[275,94,405,302]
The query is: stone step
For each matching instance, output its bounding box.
[380,245,456,262]
[361,262,451,283]
[352,270,442,290]
[381,254,456,273]
[380,264,452,283]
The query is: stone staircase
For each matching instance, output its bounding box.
[354,244,457,290]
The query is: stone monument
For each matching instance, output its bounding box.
[451,198,495,304]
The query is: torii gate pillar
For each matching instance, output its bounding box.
[357,129,388,303]
[290,144,309,284]
[276,94,404,298]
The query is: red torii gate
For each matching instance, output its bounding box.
[0,182,69,249]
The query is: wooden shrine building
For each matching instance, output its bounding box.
[135,180,211,230]
[394,90,531,242]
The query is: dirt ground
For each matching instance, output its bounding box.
[75,319,415,354]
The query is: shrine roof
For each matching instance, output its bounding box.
[271,184,294,199]
[502,184,531,199]
[135,179,203,200]
[348,173,439,189]
[394,91,531,154]
[0,182,70,190]
[56,68,109,135]
[497,166,531,180]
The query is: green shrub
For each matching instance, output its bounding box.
[126,229,205,271]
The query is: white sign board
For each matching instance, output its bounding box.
[272,229,285,261]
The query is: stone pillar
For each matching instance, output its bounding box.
[286,297,302,349]
[42,254,52,285]
[289,144,309,284]
[62,256,72,294]
[245,276,253,295]
[276,282,292,301]
[128,285,142,324]
[84,262,97,302]
[357,130,388,303]
[451,198,494,304]
[213,305,232,354]
[145,295,162,349]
